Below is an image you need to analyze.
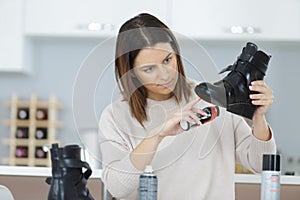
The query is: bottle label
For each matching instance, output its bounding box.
[139,175,157,200]
[261,171,280,200]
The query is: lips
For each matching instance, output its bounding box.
[158,80,173,88]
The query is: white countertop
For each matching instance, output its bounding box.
[1,166,300,185]
[0,166,102,178]
[234,173,300,185]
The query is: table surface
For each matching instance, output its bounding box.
[1,165,300,185]
[0,165,102,178]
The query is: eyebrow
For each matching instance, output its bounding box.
[164,52,172,60]
[135,52,173,69]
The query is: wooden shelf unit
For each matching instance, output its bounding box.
[2,94,62,167]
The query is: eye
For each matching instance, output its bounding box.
[142,65,154,73]
[163,55,172,64]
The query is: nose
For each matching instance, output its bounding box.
[158,65,170,80]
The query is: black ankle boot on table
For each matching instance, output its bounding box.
[194,42,271,119]
[46,143,94,200]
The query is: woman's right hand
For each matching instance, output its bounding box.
[131,98,206,171]
[150,97,206,139]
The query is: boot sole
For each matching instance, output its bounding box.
[227,103,256,119]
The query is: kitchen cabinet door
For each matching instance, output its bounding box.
[24,0,171,38]
[25,0,114,37]
[171,0,300,41]
[0,0,29,73]
[107,0,172,31]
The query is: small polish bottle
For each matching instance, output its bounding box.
[260,154,281,200]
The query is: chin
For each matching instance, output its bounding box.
[160,90,175,97]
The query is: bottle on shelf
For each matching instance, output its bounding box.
[35,128,48,139]
[15,146,28,158]
[35,146,47,158]
[36,108,48,120]
[15,127,29,139]
[17,108,29,120]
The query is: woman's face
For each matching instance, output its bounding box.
[133,42,178,101]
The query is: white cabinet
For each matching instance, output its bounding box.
[24,0,300,41]
[0,0,29,73]
[25,0,172,37]
[171,0,300,41]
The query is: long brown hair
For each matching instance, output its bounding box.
[115,13,191,126]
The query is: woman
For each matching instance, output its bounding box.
[99,13,276,200]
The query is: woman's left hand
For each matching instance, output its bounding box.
[249,80,274,117]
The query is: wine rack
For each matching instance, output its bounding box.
[2,94,62,167]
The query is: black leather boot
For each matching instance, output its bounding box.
[46,143,94,200]
[194,42,271,119]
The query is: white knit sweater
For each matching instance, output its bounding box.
[98,83,276,200]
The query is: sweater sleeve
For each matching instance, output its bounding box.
[233,114,277,173]
[98,105,142,198]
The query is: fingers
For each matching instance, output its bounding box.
[192,107,208,116]
[174,98,205,130]
[251,80,265,86]
[249,81,272,94]
[249,81,274,102]
[161,98,203,136]
[249,81,274,114]
[187,111,201,124]
[249,81,269,93]
[181,110,201,125]
[250,93,274,101]
[184,97,201,110]
[251,99,273,106]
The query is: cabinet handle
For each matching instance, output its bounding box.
[224,26,262,34]
[77,23,115,31]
